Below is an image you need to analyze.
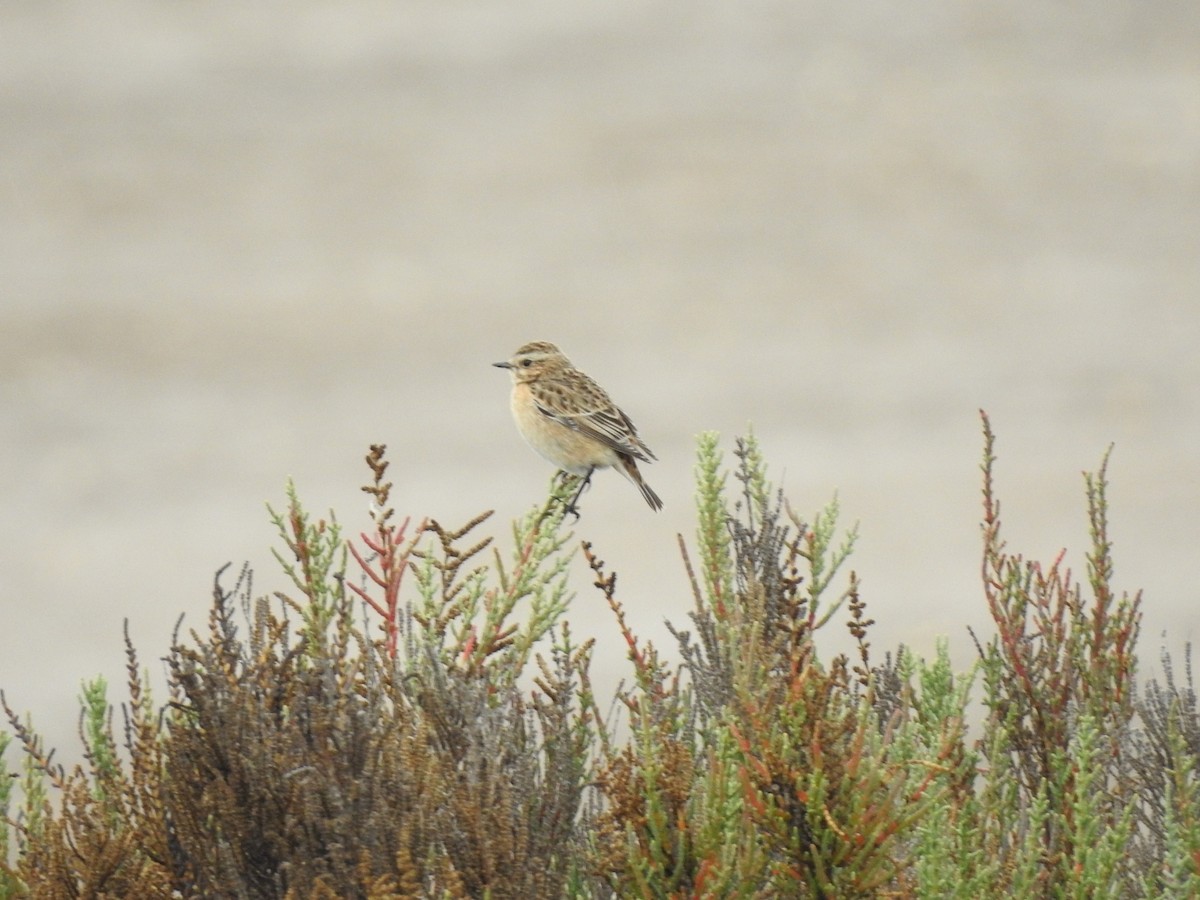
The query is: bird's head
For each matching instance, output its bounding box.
[493,341,570,383]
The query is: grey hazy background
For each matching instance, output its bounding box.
[2,2,1198,759]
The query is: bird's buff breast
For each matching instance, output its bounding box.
[510,383,617,475]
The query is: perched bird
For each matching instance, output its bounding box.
[494,341,662,512]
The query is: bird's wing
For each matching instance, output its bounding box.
[532,379,657,463]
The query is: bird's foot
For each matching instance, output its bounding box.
[558,469,594,521]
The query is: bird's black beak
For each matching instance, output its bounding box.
[493,361,512,369]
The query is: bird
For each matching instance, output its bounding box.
[493,341,663,513]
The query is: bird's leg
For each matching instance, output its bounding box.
[562,468,594,520]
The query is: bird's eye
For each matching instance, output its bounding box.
[521,358,533,367]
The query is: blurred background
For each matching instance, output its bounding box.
[2,1,1197,760]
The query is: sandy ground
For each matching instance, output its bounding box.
[2,1,1198,761]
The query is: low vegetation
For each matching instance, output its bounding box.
[2,413,1195,897]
